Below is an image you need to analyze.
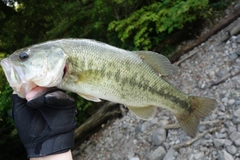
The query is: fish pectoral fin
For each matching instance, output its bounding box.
[127,105,156,120]
[78,93,101,102]
[133,51,175,76]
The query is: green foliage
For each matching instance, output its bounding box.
[209,0,231,10]
[108,0,210,50]
[0,83,27,160]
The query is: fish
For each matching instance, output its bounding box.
[0,39,216,137]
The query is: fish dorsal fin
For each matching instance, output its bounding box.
[127,105,156,120]
[78,93,101,102]
[133,51,174,76]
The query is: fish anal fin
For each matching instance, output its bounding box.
[78,93,101,102]
[128,105,156,120]
[133,51,174,76]
[176,96,217,138]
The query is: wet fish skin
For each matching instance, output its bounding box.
[0,39,217,137]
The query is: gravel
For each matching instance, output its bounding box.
[73,3,240,160]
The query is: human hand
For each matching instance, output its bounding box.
[11,87,76,158]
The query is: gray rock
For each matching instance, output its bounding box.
[229,131,240,141]
[229,53,238,60]
[230,21,240,36]
[150,117,159,124]
[179,148,186,154]
[148,146,166,160]
[127,151,135,159]
[163,147,175,160]
[219,104,226,112]
[226,145,237,155]
[218,150,234,160]
[229,131,240,146]
[234,138,240,146]
[228,99,235,105]
[213,139,224,148]
[220,31,230,42]
[234,3,240,11]
[221,97,228,104]
[151,128,166,146]
[232,43,237,49]
[235,117,240,123]
[84,145,93,154]
[201,139,208,146]
[129,157,140,160]
[238,124,240,132]
[198,80,206,89]
[234,108,240,117]
[236,34,240,43]
[234,49,240,56]
[135,123,147,133]
[194,152,204,159]
[162,142,170,150]
[198,125,206,133]
[216,68,229,78]
[227,126,237,134]
[224,139,232,146]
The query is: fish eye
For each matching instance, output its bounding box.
[19,52,29,61]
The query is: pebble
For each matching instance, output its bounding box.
[151,128,167,145]
[218,150,234,160]
[234,108,240,117]
[229,131,240,144]
[234,139,240,146]
[224,139,232,146]
[213,139,224,148]
[163,147,175,160]
[194,152,204,159]
[220,31,230,42]
[226,145,237,155]
[228,99,235,105]
[235,34,240,43]
[148,146,166,160]
[129,157,139,160]
[135,122,147,133]
[216,68,229,78]
[229,53,238,60]
[230,20,240,35]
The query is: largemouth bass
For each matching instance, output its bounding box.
[1,39,216,137]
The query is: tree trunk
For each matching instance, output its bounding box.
[169,9,240,63]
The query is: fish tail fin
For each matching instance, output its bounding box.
[176,96,217,138]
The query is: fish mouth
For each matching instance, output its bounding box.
[63,66,67,78]
[1,58,36,98]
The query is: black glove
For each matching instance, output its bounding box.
[11,89,76,158]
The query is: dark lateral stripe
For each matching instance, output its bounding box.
[147,85,191,111]
[119,76,191,111]
[95,67,191,112]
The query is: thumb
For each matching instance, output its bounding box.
[45,91,75,108]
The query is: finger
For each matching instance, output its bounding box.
[26,87,57,101]
[27,88,59,108]
[11,94,27,104]
[45,91,75,107]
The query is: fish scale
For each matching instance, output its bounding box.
[61,40,192,111]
